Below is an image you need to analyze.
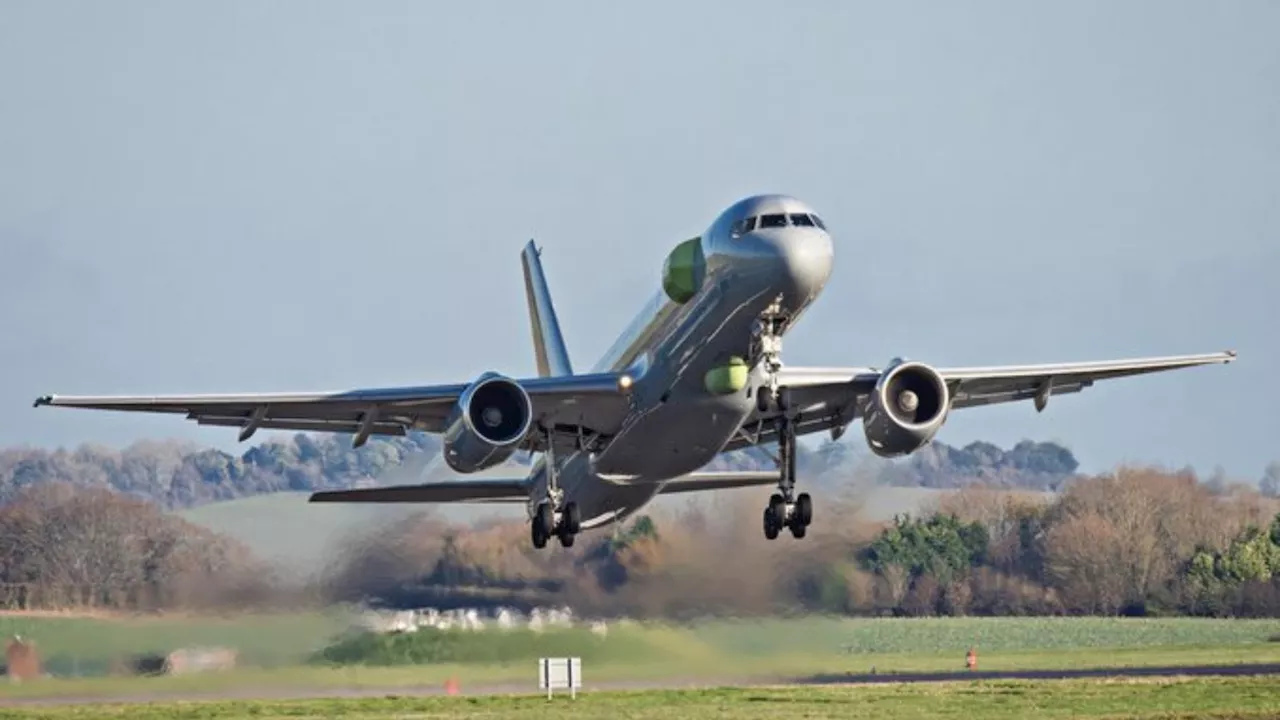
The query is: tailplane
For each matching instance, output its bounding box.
[521,240,574,377]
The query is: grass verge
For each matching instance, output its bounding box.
[3,675,1279,719]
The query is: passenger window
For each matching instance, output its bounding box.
[759,214,788,228]
[810,215,827,230]
[730,217,755,237]
[790,213,815,227]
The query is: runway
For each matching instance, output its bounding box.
[3,663,1279,707]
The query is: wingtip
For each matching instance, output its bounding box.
[33,395,52,408]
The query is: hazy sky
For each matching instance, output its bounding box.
[2,1,1277,480]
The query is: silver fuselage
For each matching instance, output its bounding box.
[525,194,835,529]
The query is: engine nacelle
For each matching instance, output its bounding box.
[442,372,534,474]
[861,358,951,458]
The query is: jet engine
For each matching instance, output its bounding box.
[861,359,951,458]
[442,372,535,473]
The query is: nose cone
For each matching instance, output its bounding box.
[767,229,834,303]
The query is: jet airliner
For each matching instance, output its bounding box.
[34,194,1236,549]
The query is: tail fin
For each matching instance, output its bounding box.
[521,240,573,377]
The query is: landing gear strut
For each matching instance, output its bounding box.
[529,427,582,550]
[753,318,813,541]
[761,411,813,540]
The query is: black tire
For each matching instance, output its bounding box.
[767,494,787,535]
[531,521,547,549]
[562,502,581,535]
[789,521,807,539]
[796,493,813,527]
[536,502,556,537]
[777,386,792,411]
[763,508,779,540]
[558,531,576,548]
[756,386,771,414]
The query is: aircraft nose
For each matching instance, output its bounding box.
[770,230,834,302]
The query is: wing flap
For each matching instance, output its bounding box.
[658,471,780,495]
[309,478,530,504]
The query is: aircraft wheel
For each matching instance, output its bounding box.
[777,386,792,411]
[796,493,813,527]
[562,502,581,535]
[768,493,786,522]
[765,494,787,540]
[531,520,548,549]
[789,521,807,539]
[558,531,576,548]
[535,502,556,538]
[763,507,779,540]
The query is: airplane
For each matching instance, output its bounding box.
[33,194,1237,549]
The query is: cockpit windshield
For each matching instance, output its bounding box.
[730,216,755,237]
[732,212,827,236]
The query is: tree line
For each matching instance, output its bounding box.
[0,431,1105,511]
[0,482,280,611]
[323,467,1280,619]
[2,428,1279,617]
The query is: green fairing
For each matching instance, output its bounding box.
[662,237,705,304]
[704,356,750,395]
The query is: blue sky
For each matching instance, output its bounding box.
[2,1,1276,480]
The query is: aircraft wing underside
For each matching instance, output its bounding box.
[721,350,1237,453]
[306,470,784,506]
[33,372,635,452]
[655,470,782,494]
[309,478,531,504]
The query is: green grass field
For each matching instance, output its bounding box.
[3,676,1279,719]
[1,612,1279,702]
[0,610,350,676]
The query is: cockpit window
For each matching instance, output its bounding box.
[730,216,755,238]
[810,214,827,230]
[759,213,788,229]
[790,213,815,227]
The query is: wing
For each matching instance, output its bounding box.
[722,350,1237,452]
[309,477,530,504]
[657,470,780,495]
[33,372,634,451]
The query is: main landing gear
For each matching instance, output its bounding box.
[531,497,580,549]
[530,428,582,550]
[760,396,813,540]
[753,316,813,541]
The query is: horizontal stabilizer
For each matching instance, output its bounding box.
[657,470,780,495]
[309,478,530,504]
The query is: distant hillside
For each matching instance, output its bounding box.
[2,427,1083,512]
[177,455,538,577]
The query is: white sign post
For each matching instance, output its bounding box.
[538,656,582,699]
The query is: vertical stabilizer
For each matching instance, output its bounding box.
[521,240,574,377]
